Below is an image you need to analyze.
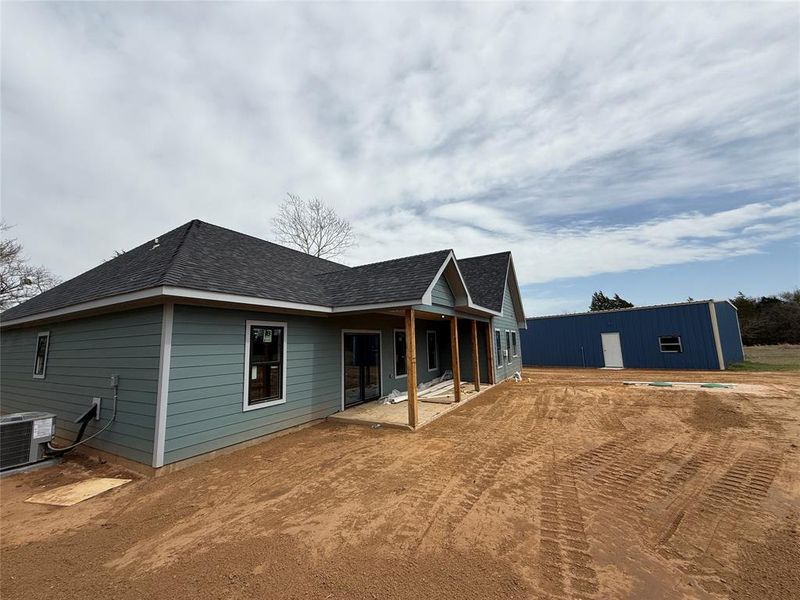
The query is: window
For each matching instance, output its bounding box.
[33,331,50,379]
[427,330,438,371]
[506,331,512,364]
[511,331,518,357]
[244,321,286,410]
[394,329,407,377]
[495,329,503,367]
[659,335,683,353]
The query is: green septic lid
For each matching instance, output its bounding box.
[700,383,732,388]
[649,381,673,387]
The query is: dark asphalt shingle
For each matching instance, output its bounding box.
[458,252,510,312]
[319,250,452,307]
[1,221,462,320]
[1,221,195,321]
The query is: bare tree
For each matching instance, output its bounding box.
[0,221,61,310]
[272,193,356,260]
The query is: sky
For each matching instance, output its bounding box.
[2,2,799,316]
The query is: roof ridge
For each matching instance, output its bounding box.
[318,248,452,276]
[187,219,349,270]
[158,220,199,285]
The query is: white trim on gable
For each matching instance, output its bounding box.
[504,256,527,329]
[421,251,473,307]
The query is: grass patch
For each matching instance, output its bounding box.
[728,361,800,372]
[744,345,800,366]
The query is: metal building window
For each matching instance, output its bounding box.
[33,331,50,379]
[659,336,683,353]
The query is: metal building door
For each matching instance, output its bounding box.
[601,332,624,368]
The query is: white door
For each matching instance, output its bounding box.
[601,332,624,368]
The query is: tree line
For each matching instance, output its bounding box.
[731,290,800,346]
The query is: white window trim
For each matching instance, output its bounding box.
[393,328,407,379]
[505,330,513,364]
[511,331,518,357]
[243,320,288,412]
[32,331,50,379]
[495,328,503,368]
[426,330,439,372]
[341,329,383,412]
[658,335,683,353]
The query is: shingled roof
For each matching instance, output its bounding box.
[458,252,511,313]
[2,221,483,322]
[1,221,349,321]
[319,250,452,307]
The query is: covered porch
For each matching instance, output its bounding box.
[330,306,498,430]
[328,379,495,430]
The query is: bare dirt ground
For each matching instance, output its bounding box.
[2,368,799,599]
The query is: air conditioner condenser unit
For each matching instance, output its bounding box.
[0,412,56,471]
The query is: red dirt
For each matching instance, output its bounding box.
[2,367,798,599]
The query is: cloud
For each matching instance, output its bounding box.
[350,199,800,283]
[1,2,798,302]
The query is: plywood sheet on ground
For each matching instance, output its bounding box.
[25,477,131,506]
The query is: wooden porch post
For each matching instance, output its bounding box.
[485,323,496,385]
[450,316,462,403]
[405,308,418,428]
[471,320,480,392]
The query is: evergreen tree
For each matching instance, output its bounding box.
[590,291,634,311]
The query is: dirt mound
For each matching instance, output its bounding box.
[686,395,750,431]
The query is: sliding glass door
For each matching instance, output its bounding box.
[343,332,381,408]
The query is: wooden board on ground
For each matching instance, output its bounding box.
[420,396,455,404]
[26,478,131,506]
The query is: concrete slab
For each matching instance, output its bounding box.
[328,383,494,429]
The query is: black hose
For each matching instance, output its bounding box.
[45,382,118,455]
[45,405,96,456]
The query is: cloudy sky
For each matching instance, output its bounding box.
[2,2,798,315]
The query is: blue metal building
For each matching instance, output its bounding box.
[521,300,744,370]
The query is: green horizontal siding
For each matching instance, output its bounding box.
[430,275,455,307]
[163,306,452,463]
[164,305,342,464]
[493,280,523,381]
[0,306,162,465]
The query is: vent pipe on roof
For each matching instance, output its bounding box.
[151,237,160,250]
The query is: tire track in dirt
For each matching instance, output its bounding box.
[652,447,784,595]
[536,463,600,599]
[412,396,530,551]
